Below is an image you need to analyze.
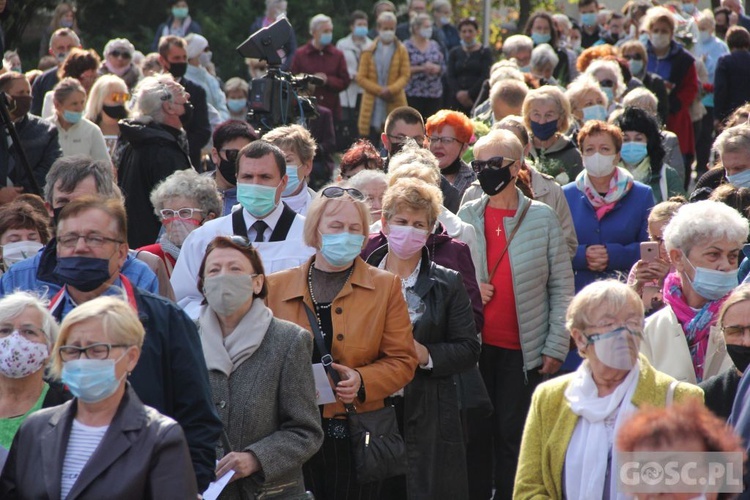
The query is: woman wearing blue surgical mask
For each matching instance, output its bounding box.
[566,74,609,135]
[51,77,110,163]
[261,124,317,215]
[523,11,573,86]
[584,59,625,115]
[620,40,671,126]
[614,106,685,203]
[404,13,445,120]
[0,296,198,498]
[640,200,748,384]
[266,186,418,500]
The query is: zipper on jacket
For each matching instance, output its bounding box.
[506,198,531,385]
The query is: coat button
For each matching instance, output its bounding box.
[336,334,344,341]
[219,401,226,409]
[335,307,343,314]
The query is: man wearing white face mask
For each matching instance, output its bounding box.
[641,200,747,385]
[261,125,317,215]
[172,141,314,319]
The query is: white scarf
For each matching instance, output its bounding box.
[564,360,640,500]
[199,298,273,377]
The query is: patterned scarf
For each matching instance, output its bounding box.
[662,272,725,382]
[575,166,634,220]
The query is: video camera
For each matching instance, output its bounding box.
[237,18,319,134]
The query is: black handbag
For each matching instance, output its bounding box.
[303,304,407,484]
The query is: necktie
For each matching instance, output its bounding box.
[252,220,268,242]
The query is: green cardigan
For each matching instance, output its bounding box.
[513,355,704,500]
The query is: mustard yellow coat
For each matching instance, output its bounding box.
[513,355,704,500]
[356,38,411,136]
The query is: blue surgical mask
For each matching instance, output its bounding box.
[320,33,333,46]
[531,32,552,45]
[237,182,279,218]
[320,232,365,267]
[727,169,750,189]
[61,354,127,403]
[684,256,738,301]
[53,256,113,292]
[282,164,302,196]
[460,38,477,48]
[682,2,696,14]
[581,13,597,27]
[519,65,531,73]
[582,104,608,122]
[621,141,648,165]
[353,26,369,38]
[530,119,558,141]
[601,86,614,103]
[698,30,711,44]
[629,59,644,76]
[227,98,246,113]
[63,110,83,124]
[638,33,650,46]
[172,6,189,19]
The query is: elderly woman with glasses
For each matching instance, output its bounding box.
[266,185,418,499]
[137,169,221,277]
[457,129,574,499]
[0,292,66,452]
[97,38,142,90]
[641,200,748,384]
[515,280,703,499]
[0,296,198,498]
[196,236,323,498]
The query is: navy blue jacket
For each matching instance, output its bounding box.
[563,181,653,291]
[151,17,203,52]
[714,50,750,122]
[30,67,58,117]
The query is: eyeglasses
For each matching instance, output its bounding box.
[429,136,461,145]
[221,149,240,163]
[109,92,130,104]
[57,233,124,249]
[599,79,615,88]
[585,326,643,345]
[0,326,44,340]
[387,134,426,144]
[623,54,643,61]
[59,342,130,361]
[110,50,132,59]
[470,156,516,173]
[159,208,203,220]
[722,325,750,337]
[321,186,367,201]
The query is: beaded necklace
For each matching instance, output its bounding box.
[307,262,355,336]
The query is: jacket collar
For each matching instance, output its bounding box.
[467,186,530,220]
[278,256,376,304]
[364,245,436,298]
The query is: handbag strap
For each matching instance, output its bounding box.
[303,303,357,414]
[488,200,531,282]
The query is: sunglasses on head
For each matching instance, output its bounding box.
[470,156,516,173]
[228,235,252,247]
[321,186,366,201]
[110,50,132,59]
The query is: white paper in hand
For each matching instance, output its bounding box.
[203,465,235,500]
[313,363,336,405]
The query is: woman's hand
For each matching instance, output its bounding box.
[585,245,609,272]
[634,258,671,288]
[413,340,430,365]
[539,355,563,375]
[479,282,494,305]
[456,90,472,108]
[380,87,392,100]
[331,362,362,403]
[216,451,261,482]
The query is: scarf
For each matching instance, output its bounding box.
[159,233,181,261]
[564,360,640,500]
[662,272,725,382]
[575,166,634,220]
[199,298,273,377]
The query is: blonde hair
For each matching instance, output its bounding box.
[522,86,571,135]
[261,124,317,165]
[382,177,443,227]
[565,74,608,113]
[648,198,686,224]
[303,190,371,250]
[51,296,145,378]
[566,279,644,333]
[388,164,441,188]
[84,74,128,122]
[474,129,524,161]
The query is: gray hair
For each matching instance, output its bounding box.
[0,291,59,348]
[44,155,120,205]
[489,60,525,86]
[530,43,559,72]
[131,74,179,123]
[309,14,333,34]
[52,77,86,105]
[490,79,529,108]
[377,11,398,26]
[622,87,658,116]
[346,169,388,192]
[49,28,80,50]
[565,74,608,110]
[149,170,223,218]
[411,13,432,32]
[714,125,750,158]
[431,0,451,12]
[225,77,249,95]
[663,200,749,256]
[586,59,626,99]
[566,279,644,333]
[103,38,135,58]
[388,142,441,186]
[552,13,572,31]
[502,35,533,58]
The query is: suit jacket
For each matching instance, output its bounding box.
[0,386,197,499]
[266,256,419,418]
[714,50,750,122]
[180,77,212,169]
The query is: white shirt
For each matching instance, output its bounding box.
[60,419,109,499]
[282,185,314,215]
[48,115,111,164]
[171,202,315,319]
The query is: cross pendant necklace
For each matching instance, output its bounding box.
[495,225,502,237]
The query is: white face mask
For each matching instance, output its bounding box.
[2,240,44,270]
[583,152,617,177]
[379,30,396,43]
[650,33,671,50]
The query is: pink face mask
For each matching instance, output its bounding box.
[387,224,429,259]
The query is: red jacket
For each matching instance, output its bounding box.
[290,42,350,120]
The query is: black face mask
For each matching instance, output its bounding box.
[441,156,462,176]
[52,206,63,227]
[168,61,188,79]
[180,102,194,127]
[102,104,128,120]
[388,141,405,157]
[10,95,31,119]
[478,165,514,196]
[727,344,750,373]
[218,158,237,185]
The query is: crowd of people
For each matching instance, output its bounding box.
[4,0,750,498]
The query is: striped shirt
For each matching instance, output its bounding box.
[60,419,109,499]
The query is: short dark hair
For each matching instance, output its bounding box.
[384,106,424,135]
[340,139,384,177]
[237,140,286,178]
[197,236,268,301]
[212,120,258,151]
[158,35,186,59]
[608,12,625,22]
[350,10,368,25]
[58,196,128,243]
[578,0,599,9]
[0,72,27,93]
[727,26,750,50]
[614,106,666,171]
[457,17,479,31]
[0,201,52,244]
[58,48,100,81]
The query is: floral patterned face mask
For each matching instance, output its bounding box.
[0,331,49,378]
